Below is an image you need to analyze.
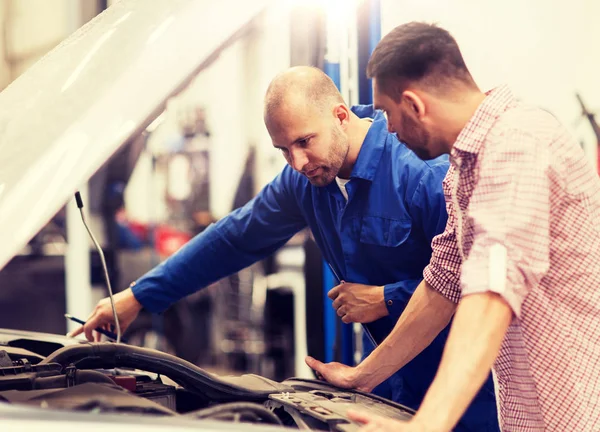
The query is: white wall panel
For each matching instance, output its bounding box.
[381,0,600,161]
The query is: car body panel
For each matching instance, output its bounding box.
[0,0,271,270]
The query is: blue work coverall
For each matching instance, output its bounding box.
[132,105,499,431]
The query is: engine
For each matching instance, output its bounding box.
[0,341,414,431]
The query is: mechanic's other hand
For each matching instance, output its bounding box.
[67,288,142,342]
[306,356,372,392]
[328,282,388,323]
[348,410,426,431]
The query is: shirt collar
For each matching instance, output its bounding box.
[348,106,387,182]
[452,85,516,157]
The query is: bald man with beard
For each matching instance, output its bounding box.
[72,67,499,431]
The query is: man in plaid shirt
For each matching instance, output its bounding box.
[308,22,600,431]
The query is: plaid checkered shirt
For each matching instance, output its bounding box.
[423,85,600,431]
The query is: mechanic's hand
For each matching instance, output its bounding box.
[67,288,143,342]
[306,356,373,392]
[348,410,429,431]
[328,282,388,324]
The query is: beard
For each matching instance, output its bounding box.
[398,111,435,160]
[398,114,448,160]
[306,126,349,187]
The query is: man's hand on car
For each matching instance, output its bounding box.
[305,356,375,392]
[328,282,388,324]
[68,288,143,342]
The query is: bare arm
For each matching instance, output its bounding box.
[354,278,456,390]
[346,292,511,432]
[410,292,511,430]
[307,278,456,390]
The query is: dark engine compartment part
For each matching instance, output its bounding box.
[187,402,284,425]
[0,343,414,431]
[0,382,175,415]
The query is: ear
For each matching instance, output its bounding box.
[402,90,426,119]
[332,104,351,128]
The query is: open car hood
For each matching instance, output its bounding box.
[0,0,272,271]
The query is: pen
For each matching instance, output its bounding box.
[64,313,123,342]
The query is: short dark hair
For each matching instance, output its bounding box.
[367,22,476,93]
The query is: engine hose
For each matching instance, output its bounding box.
[40,343,292,402]
[33,370,115,389]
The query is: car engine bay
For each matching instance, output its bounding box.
[0,335,413,431]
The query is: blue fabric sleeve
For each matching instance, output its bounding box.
[132,167,307,313]
[383,278,423,318]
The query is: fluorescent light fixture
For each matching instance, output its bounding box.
[286,0,362,38]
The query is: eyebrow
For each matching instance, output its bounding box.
[274,134,312,150]
[293,134,312,143]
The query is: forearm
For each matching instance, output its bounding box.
[133,221,291,313]
[355,279,456,391]
[412,292,513,431]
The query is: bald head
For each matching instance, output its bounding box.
[264,66,345,123]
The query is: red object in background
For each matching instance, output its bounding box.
[154,225,192,257]
[128,220,149,243]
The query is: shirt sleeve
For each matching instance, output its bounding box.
[132,166,307,313]
[383,278,423,318]
[460,129,550,317]
[423,165,462,303]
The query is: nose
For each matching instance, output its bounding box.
[290,147,309,172]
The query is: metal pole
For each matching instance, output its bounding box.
[65,185,92,333]
[64,2,92,334]
[322,1,360,367]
